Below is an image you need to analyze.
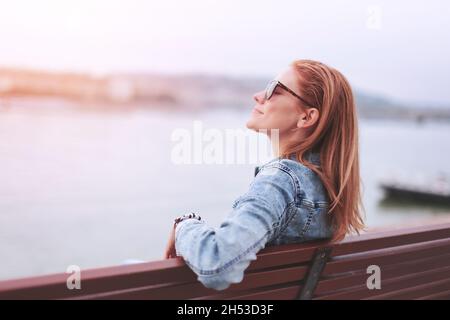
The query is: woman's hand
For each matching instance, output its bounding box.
[164,224,177,259]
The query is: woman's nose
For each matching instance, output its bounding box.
[253,91,265,104]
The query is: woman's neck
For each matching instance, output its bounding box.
[271,137,291,158]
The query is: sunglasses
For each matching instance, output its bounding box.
[264,80,309,106]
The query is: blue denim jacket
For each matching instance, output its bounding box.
[175,151,333,291]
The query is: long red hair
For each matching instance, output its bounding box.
[281,59,366,242]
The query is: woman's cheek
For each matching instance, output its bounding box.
[266,111,284,129]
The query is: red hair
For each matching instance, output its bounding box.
[281,59,366,242]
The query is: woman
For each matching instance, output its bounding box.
[164,59,366,291]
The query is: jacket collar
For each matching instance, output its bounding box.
[254,151,321,176]
[288,151,321,166]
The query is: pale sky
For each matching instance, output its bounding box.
[0,0,449,106]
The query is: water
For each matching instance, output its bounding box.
[1,105,449,280]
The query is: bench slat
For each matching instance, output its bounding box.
[69,263,309,300]
[251,222,450,272]
[333,222,450,257]
[365,278,450,300]
[315,253,450,296]
[228,285,300,300]
[323,237,450,275]
[416,289,450,300]
[315,265,450,300]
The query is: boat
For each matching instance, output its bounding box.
[379,173,450,205]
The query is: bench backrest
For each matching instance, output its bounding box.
[0,222,449,300]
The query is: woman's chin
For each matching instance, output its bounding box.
[246,119,258,130]
[246,119,267,133]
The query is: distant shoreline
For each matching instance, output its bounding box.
[1,95,450,124]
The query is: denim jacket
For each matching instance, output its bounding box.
[175,151,334,291]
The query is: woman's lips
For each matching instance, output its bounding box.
[252,107,264,114]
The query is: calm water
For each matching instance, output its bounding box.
[1,105,450,280]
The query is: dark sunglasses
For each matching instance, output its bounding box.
[264,80,309,106]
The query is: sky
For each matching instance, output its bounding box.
[0,0,449,106]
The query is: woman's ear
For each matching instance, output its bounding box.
[296,115,307,128]
[298,108,319,128]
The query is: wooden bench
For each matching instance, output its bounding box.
[0,222,449,300]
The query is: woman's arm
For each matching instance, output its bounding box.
[174,164,296,291]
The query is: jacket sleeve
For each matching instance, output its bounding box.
[174,164,296,291]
